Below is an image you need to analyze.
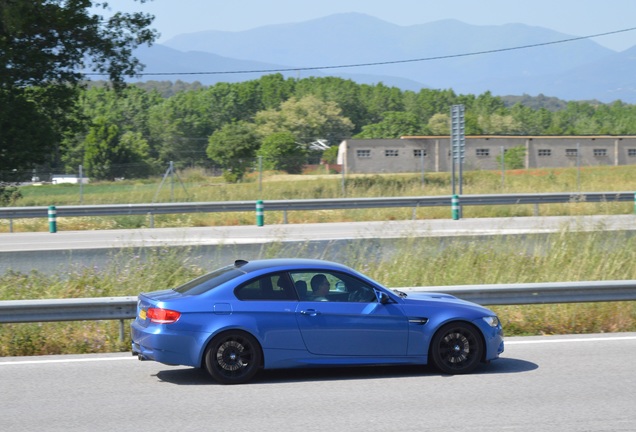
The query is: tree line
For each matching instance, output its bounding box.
[51,75,636,182]
[9,73,636,183]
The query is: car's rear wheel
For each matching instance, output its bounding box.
[430,322,483,374]
[204,331,262,384]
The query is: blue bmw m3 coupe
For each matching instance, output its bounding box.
[131,258,504,384]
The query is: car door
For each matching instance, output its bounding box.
[291,270,409,356]
[233,272,305,350]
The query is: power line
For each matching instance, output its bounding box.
[86,26,636,77]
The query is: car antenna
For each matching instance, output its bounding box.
[235,259,249,267]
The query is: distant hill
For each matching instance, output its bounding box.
[500,94,569,111]
[129,44,297,84]
[539,45,636,102]
[126,13,636,103]
[128,43,426,91]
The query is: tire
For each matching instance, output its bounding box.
[429,322,483,375]
[204,331,262,384]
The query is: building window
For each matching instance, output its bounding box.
[565,148,578,157]
[413,149,427,157]
[356,149,371,158]
[593,149,607,157]
[385,149,399,157]
[628,149,636,157]
[538,149,551,157]
[476,149,490,157]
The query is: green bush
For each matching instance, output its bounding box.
[0,184,22,205]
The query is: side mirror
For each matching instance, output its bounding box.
[377,292,392,305]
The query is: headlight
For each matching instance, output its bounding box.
[482,316,500,327]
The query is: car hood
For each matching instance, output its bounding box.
[403,292,458,301]
[401,291,494,314]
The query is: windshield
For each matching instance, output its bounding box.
[173,266,244,295]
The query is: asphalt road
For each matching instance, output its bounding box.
[2,215,635,252]
[2,333,635,432]
[1,215,635,275]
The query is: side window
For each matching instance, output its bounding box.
[234,272,296,301]
[289,271,378,303]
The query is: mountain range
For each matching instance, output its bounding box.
[128,13,636,103]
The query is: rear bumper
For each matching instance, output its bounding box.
[131,341,156,362]
[130,320,202,367]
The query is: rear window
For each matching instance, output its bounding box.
[235,272,297,301]
[173,266,244,295]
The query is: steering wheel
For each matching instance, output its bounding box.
[348,286,375,302]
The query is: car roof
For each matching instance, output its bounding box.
[233,258,352,273]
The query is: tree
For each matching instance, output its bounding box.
[496,145,526,170]
[357,83,404,126]
[321,145,339,165]
[206,121,261,183]
[0,0,158,173]
[354,111,426,138]
[427,113,450,135]
[294,76,365,133]
[0,183,22,205]
[258,132,306,174]
[0,87,59,179]
[256,73,295,110]
[61,84,163,174]
[472,91,506,117]
[510,104,554,135]
[407,88,459,123]
[84,118,151,179]
[254,95,354,146]
[148,90,214,166]
[478,114,522,135]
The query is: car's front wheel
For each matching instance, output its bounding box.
[204,331,262,384]
[430,322,483,374]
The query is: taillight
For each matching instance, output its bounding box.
[147,308,181,324]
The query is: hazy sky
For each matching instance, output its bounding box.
[100,0,636,51]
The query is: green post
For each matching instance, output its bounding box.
[256,200,264,227]
[451,195,460,220]
[48,205,57,233]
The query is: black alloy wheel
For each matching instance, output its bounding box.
[204,331,262,384]
[430,322,483,374]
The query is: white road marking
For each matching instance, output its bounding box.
[0,356,137,366]
[1,335,635,366]
[506,335,636,345]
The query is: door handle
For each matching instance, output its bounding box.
[300,309,321,317]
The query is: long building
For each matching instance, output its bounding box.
[337,136,636,174]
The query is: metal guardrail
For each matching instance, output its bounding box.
[1,281,635,325]
[0,192,633,221]
[0,297,137,323]
[401,280,636,305]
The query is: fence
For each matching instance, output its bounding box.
[1,191,634,231]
